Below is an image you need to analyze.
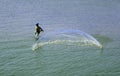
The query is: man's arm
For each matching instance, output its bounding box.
[40,27,44,31]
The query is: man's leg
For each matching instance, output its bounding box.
[35,32,38,36]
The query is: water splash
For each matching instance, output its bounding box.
[32,29,102,50]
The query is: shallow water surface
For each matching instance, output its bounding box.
[0,0,120,76]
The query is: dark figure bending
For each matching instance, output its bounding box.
[35,23,44,37]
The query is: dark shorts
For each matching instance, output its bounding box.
[37,30,40,34]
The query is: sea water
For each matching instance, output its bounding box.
[0,0,120,76]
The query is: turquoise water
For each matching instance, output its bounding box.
[0,0,120,76]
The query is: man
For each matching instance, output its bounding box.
[35,23,44,37]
